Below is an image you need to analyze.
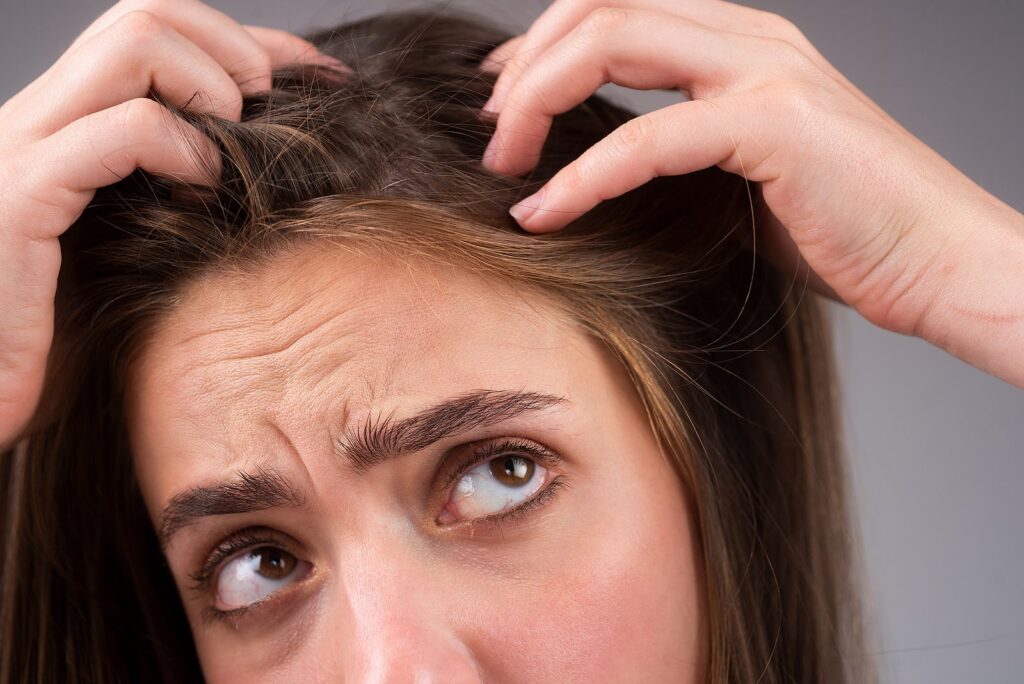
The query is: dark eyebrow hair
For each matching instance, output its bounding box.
[156,390,565,547]
[336,389,567,473]
[158,465,303,548]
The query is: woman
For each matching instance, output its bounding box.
[0,1,1019,682]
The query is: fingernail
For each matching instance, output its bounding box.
[482,135,501,167]
[509,187,545,226]
[315,52,351,72]
[477,104,499,122]
[479,58,501,74]
[482,87,505,115]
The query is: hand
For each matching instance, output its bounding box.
[0,0,347,449]
[479,0,1024,388]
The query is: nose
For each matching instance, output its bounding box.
[327,537,483,684]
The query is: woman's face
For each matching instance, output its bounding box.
[128,245,705,682]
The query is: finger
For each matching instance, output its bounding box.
[61,0,280,95]
[507,97,767,233]
[484,9,766,176]
[3,12,245,144]
[484,0,898,130]
[480,34,527,75]
[9,98,220,241]
[243,25,349,70]
[485,0,767,114]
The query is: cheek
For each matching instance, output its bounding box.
[469,469,706,681]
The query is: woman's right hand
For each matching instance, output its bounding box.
[0,0,346,450]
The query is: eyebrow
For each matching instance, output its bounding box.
[157,389,566,547]
[336,389,567,473]
[158,465,303,547]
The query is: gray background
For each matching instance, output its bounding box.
[2,1,1021,681]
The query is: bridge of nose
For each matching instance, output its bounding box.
[317,529,484,683]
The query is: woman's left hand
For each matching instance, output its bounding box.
[479,0,1024,389]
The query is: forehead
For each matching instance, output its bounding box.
[128,244,598,462]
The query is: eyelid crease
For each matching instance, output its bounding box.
[187,438,567,626]
[336,389,568,474]
[160,465,304,548]
[436,437,562,496]
[160,391,569,549]
[188,525,300,594]
[194,477,569,626]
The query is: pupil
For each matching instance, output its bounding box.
[490,455,534,486]
[256,547,295,579]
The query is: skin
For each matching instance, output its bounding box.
[479,0,1024,387]
[0,0,1019,670]
[0,0,346,448]
[1,0,1021,449]
[127,245,706,682]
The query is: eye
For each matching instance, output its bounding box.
[440,451,549,523]
[215,546,311,611]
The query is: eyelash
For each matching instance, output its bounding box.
[188,526,287,593]
[436,437,568,528]
[190,438,567,621]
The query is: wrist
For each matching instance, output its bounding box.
[915,193,1024,388]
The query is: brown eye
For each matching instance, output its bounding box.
[255,547,296,580]
[488,455,535,486]
[216,544,310,611]
[442,444,553,524]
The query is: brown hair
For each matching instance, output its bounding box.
[0,7,871,683]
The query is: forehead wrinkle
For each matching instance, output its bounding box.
[170,265,370,364]
[170,277,328,350]
[138,243,590,454]
[149,302,364,424]
[145,256,387,413]
[183,303,361,370]
[134,248,378,428]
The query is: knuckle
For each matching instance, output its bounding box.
[614,116,652,153]
[778,17,808,45]
[761,11,799,36]
[117,0,183,14]
[248,49,273,75]
[578,7,631,41]
[546,0,596,31]
[563,0,601,22]
[762,35,814,73]
[756,10,813,52]
[119,97,166,137]
[558,158,590,195]
[774,79,823,127]
[114,10,166,44]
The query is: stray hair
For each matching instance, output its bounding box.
[0,7,873,683]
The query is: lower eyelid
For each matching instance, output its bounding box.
[440,456,546,523]
[494,474,567,524]
[188,528,307,596]
[204,559,317,626]
[440,473,568,529]
[201,473,568,625]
